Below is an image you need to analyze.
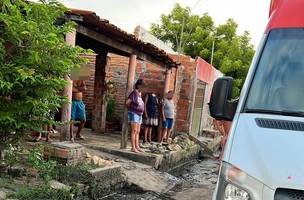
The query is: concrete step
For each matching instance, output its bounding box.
[83,144,162,167]
[83,144,201,172]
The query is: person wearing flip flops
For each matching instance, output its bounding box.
[71,80,87,141]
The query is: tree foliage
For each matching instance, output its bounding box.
[151,3,255,96]
[0,0,88,148]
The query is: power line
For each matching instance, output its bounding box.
[191,0,202,10]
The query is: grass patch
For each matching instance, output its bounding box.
[8,184,75,200]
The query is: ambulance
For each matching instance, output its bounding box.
[210,0,304,199]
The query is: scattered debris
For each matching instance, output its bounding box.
[144,134,197,154]
[85,153,113,167]
[174,134,195,149]
[149,144,167,154]
[207,136,222,153]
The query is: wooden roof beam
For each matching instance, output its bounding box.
[76,24,171,69]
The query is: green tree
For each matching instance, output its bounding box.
[151,3,255,97]
[0,0,87,150]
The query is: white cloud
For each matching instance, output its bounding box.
[59,0,270,47]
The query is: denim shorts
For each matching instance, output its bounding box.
[128,112,142,124]
[163,118,174,129]
[71,100,86,121]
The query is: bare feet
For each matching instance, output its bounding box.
[34,134,42,142]
[70,137,75,143]
[131,148,140,153]
[75,135,85,140]
[137,148,144,152]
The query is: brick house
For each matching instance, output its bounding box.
[62,9,179,147]
[81,53,222,137]
[64,10,222,146]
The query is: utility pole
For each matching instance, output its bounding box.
[211,40,215,65]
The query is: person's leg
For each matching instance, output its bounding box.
[144,126,149,143]
[46,124,52,142]
[76,101,86,139]
[157,125,162,143]
[76,120,85,139]
[160,127,168,144]
[167,119,174,139]
[160,119,167,143]
[70,122,74,142]
[35,132,42,142]
[136,123,143,152]
[148,127,152,143]
[131,123,139,153]
[70,101,77,141]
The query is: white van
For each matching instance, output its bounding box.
[210,0,304,199]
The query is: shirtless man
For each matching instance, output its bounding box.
[71,80,86,141]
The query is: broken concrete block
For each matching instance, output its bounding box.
[44,142,86,165]
[50,180,71,191]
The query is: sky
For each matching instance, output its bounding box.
[59,0,271,47]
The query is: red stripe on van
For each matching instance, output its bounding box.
[266,0,304,33]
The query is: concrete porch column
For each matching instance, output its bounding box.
[61,30,76,141]
[121,54,137,149]
[163,69,171,96]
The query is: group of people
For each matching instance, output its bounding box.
[34,78,176,154]
[126,79,175,153]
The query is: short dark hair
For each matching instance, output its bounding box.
[135,79,144,89]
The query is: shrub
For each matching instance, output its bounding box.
[0,0,88,149]
[106,97,116,122]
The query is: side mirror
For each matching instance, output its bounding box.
[209,77,238,121]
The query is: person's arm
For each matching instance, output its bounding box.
[126,98,132,108]
[129,90,139,106]
[144,94,148,118]
[162,100,166,122]
[72,82,79,93]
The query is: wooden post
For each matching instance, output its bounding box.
[121,54,137,149]
[61,30,76,141]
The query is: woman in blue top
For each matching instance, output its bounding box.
[126,79,145,153]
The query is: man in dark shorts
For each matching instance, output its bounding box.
[70,80,86,141]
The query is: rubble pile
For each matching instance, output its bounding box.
[143,134,195,154]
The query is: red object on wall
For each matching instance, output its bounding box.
[266,0,304,33]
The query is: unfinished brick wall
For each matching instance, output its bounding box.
[105,54,168,130]
[91,53,107,131]
[82,52,199,135]
[170,55,197,134]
